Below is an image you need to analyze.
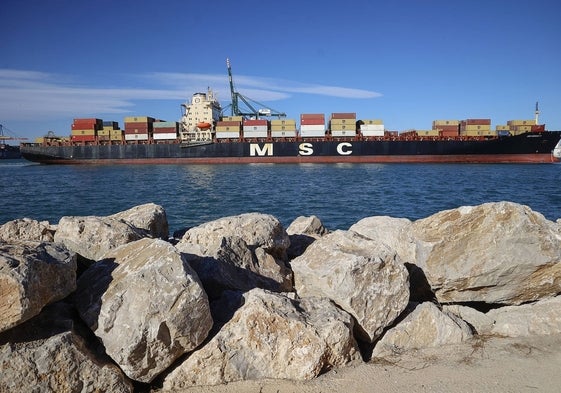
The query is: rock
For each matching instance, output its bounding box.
[413,202,561,305]
[349,216,416,263]
[109,203,169,239]
[286,215,328,259]
[291,230,410,343]
[443,304,495,335]
[177,213,293,298]
[74,238,212,383]
[178,213,290,257]
[54,215,145,261]
[487,296,561,337]
[0,302,133,393]
[372,302,473,357]
[0,241,76,333]
[162,288,360,389]
[0,218,55,242]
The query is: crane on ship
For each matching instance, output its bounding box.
[224,58,286,119]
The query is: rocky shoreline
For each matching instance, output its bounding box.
[1,201,560,392]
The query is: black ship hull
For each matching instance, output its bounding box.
[20,131,561,165]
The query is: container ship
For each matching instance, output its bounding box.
[20,61,561,165]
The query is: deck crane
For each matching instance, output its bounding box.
[225,58,286,119]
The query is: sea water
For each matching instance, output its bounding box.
[1,159,560,234]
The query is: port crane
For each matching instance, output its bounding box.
[0,123,28,144]
[224,58,286,119]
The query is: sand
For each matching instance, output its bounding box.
[162,333,561,393]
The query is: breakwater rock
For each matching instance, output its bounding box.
[1,201,560,391]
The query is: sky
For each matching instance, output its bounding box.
[1,0,561,141]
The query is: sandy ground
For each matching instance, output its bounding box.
[161,333,561,393]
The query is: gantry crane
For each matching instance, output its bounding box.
[225,58,286,119]
[0,124,28,144]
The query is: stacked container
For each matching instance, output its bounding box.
[153,121,179,141]
[98,121,120,142]
[432,120,460,137]
[215,120,241,139]
[124,116,154,142]
[71,118,102,143]
[460,119,494,137]
[360,119,385,137]
[416,130,440,137]
[242,119,268,138]
[270,119,297,138]
[300,114,326,137]
[330,113,356,137]
[507,119,542,135]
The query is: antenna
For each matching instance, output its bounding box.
[534,101,540,125]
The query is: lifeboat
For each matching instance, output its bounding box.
[197,122,212,130]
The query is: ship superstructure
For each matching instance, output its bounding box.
[180,88,222,142]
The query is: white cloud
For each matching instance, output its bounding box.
[0,69,382,121]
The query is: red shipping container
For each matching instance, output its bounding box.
[300,113,325,119]
[300,119,325,125]
[243,119,268,126]
[153,127,178,133]
[71,135,96,142]
[465,118,491,125]
[440,130,459,137]
[434,125,460,132]
[531,124,545,132]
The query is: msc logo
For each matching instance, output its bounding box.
[249,143,273,156]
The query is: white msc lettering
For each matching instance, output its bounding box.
[299,142,314,156]
[337,142,353,155]
[250,143,273,156]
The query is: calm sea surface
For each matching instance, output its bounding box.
[1,159,560,234]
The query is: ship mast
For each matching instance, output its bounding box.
[534,101,540,125]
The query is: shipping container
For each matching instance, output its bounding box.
[215,131,241,139]
[433,120,460,126]
[361,129,385,137]
[507,119,535,126]
[531,124,545,132]
[216,120,242,127]
[362,119,383,125]
[434,125,460,132]
[124,133,149,141]
[124,116,155,123]
[271,130,297,138]
[360,124,385,131]
[271,125,297,131]
[97,129,111,137]
[242,119,268,126]
[222,116,244,122]
[417,130,440,137]
[124,127,151,134]
[462,124,492,131]
[153,121,179,129]
[243,129,268,138]
[496,125,510,131]
[330,112,356,119]
[440,129,459,137]
[71,129,96,136]
[215,125,241,132]
[465,118,491,125]
[331,130,357,137]
[300,119,325,126]
[330,118,356,126]
[153,133,178,140]
[331,124,356,131]
[71,135,96,142]
[300,124,326,132]
[300,113,325,119]
[271,119,297,126]
[110,130,123,141]
[153,127,178,134]
[102,121,119,129]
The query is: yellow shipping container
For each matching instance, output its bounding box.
[433,120,460,126]
[222,116,244,122]
[124,116,155,123]
[71,129,96,136]
[271,119,296,126]
[513,125,533,132]
[271,125,297,131]
[97,129,111,136]
[330,118,356,126]
[463,124,491,131]
[110,130,123,139]
[362,119,383,125]
[215,126,241,132]
[417,130,440,137]
[496,125,510,131]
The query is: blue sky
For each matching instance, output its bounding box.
[1,0,560,140]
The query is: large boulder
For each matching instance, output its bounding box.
[54,215,145,261]
[177,213,293,297]
[108,203,169,239]
[162,288,360,389]
[0,302,133,393]
[286,215,328,259]
[413,202,561,305]
[291,230,410,343]
[487,296,561,337]
[372,302,473,358]
[74,238,212,383]
[0,241,76,333]
[349,216,416,263]
[0,218,55,242]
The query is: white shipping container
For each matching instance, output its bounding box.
[243,130,268,138]
[331,130,357,137]
[153,133,178,140]
[125,133,149,141]
[300,130,326,137]
[271,130,297,138]
[242,125,268,132]
[360,124,385,131]
[300,124,326,132]
[215,131,240,139]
